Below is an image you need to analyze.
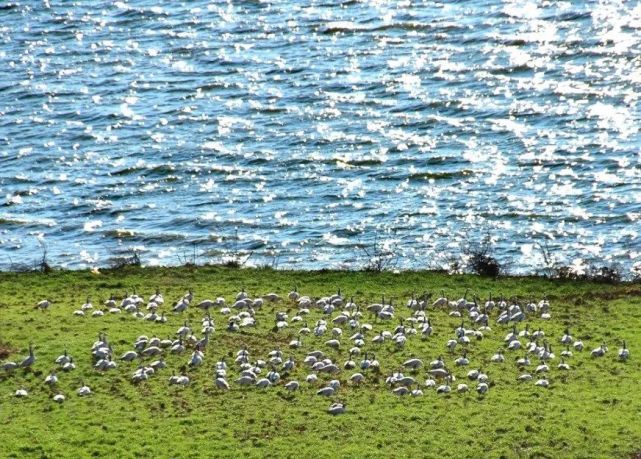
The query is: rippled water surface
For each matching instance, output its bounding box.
[1,0,640,272]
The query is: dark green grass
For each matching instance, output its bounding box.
[0,266,640,458]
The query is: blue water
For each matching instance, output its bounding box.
[1,0,640,274]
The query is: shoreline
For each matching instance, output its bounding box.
[0,263,637,286]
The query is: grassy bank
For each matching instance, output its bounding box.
[0,266,640,458]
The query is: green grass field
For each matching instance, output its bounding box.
[0,266,640,459]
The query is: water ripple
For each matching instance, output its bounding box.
[0,0,639,273]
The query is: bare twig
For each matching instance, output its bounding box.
[358,233,400,272]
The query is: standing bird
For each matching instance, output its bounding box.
[619,341,630,361]
[19,344,36,368]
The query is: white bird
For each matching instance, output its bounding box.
[176,321,192,337]
[44,371,58,386]
[53,393,65,403]
[436,382,451,394]
[77,383,92,396]
[591,343,607,358]
[317,386,335,396]
[62,358,76,372]
[2,361,17,371]
[557,359,570,371]
[188,350,204,368]
[267,369,280,384]
[532,328,545,340]
[170,340,186,354]
[143,358,162,372]
[484,294,495,311]
[325,339,340,349]
[298,322,311,335]
[15,388,28,397]
[455,351,469,366]
[516,354,530,368]
[430,367,449,379]
[282,357,295,372]
[457,383,469,393]
[173,299,190,313]
[37,299,51,311]
[392,386,410,396]
[328,402,346,415]
[507,339,522,351]
[149,290,164,304]
[141,346,162,358]
[263,292,279,303]
[288,288,300,301]
[236,375,256,386]
[403,358,423,371]
[446,339,457,351]
[236,289,248,303]
[432,291,448,308]
[256,378,271,388]
[430,356,445,369]
[175,375,190,386]
[535,362,549,373]
[619,340,630,361]
[395,376,416,387]
[421,319,434,337]
[169,373,190,386]
[214,377,230,390]
[197,299,216,310]
[131,367,149,384]
[535,379,549,388]
[120,351,138,362]
[560,328,573,345]
[284,381,300,391]
[54,348,71,365]
[476,382,489,394]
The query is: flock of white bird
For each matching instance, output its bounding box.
[2,288,631,415]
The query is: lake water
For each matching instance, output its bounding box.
[1,0,640,274]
